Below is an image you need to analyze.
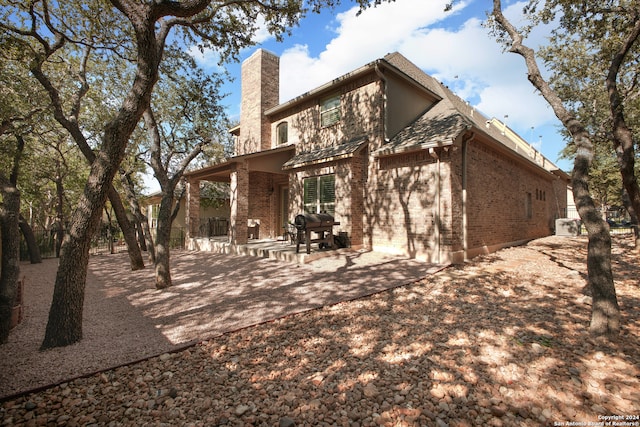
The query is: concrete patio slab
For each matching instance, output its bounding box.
[1,248,445,399]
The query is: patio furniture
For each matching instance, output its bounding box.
[248,220,260,239]
[282,223,297,245]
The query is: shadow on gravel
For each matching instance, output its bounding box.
[2,236,638,427]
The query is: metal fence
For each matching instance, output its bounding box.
[198,217,229,238]
[19,225,186,261]
[563,207,636,235]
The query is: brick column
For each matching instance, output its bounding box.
[350,154,365,247]
[185,178,200,240]
[230,161,249,244]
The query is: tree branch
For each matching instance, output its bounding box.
[143,106,168,185]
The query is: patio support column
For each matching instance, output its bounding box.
[230,160,249,245]
[185,178,200,240]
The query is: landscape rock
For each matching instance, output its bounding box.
[1,236,639,426]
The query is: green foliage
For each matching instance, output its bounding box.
[534,0,640,206]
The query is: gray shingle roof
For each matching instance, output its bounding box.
[376,99,473,156]
[282,136,368,170]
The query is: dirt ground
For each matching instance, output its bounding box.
[0,245,440,400]
[1,235,638,427]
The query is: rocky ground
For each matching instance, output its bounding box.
[1,235,639,426]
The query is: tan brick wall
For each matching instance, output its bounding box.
[288,158,364,244]
[270,73,383,152]
[239,50,279,155]
[368,149,452,263]
[278,72,383,247]
[246,172,289,239]
[185,178,200,239]
[448,138,559,261]
[465,141,553,246]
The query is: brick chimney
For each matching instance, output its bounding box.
[238,49,280,155]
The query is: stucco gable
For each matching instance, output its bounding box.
[383,52,446,99]
[376,99,472,156]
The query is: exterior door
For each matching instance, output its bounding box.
[280,186,290,231]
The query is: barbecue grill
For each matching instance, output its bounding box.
[294,213,340,254]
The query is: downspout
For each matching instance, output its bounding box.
[374,63,389,143]
[462,131,475,261]
[429,147,441,263]
[437,154,441,264]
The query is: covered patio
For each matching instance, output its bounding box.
[184,145,295,247]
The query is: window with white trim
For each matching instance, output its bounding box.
[320,94,341,127]
[150,204,159,228]
[277,122,288,145]
[304,175,335,215]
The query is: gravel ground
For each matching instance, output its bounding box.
[1,235,639,426]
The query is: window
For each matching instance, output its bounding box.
[525,192,532,219]
[150,204,160,228]
[304,175,335,215]
[277,122,288,145]
[320,94,341,127]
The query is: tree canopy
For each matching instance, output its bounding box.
[1,0,367,349]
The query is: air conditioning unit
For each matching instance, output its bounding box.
[555,218,581,236]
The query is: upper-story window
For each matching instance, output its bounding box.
[277,122,288,145]
[320,94,341,127]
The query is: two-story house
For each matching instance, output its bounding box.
[184,49,569,263]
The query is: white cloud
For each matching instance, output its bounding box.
[279,0,559,135]
[187,45,225,72]
[189,14,274,72]
[280,0,459,101]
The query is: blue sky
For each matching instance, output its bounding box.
[147,0,571,193]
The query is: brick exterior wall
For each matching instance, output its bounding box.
[448,137,559,261]
[246,172,289,239]
[368,149,453,263]
[283,74,384,248]
[271,73,382,152]
[230,161,249,244]
[185,178,200,239]
[239,49,279,155]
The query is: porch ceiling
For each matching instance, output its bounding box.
[185,145,295,182]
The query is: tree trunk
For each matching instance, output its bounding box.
[135,218,148,252]
[140,214,156,263]
[120,171,156,263]
[606,15,640,251]
[54,168,65,258]
[107,186,145,270]
[0,183,21,343]
[19,214,42,264]
[621,188,640,248]
[104,208,115,254]
[41,205,96,349]
[154,192,174,289]
[572,146,621,337]
[491,0,620,338]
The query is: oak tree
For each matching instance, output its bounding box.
[1,0,352,349]
[488,0,625,337]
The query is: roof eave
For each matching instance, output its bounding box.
[265,58,442,117]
